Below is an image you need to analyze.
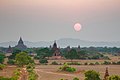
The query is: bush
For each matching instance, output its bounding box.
[116,61,120,65]
[39,59,48,64]
[26,63,35,73]
[109,75,120,80]
[73,77,79,80]
[12,68,21,80]
[103,61,111,65]
[84,70,101,80]
[7,59,15,65]
[67,62,81,65]
[59,63,69,71]
[112,62,117,65]
[103,56,110,60]
[28,71,38,80]
[95,62,100,65]
[59,63,76,72]
[0,64,6,70]
[51,61,59,65]
[84,62,88,65]
[89,63,94,65]
[66,67,76,72]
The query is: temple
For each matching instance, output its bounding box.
[104,67,109,80]
[15,37,27,51]
[51,41,61,59]
[77,45,80,52]
[6,45,13,53]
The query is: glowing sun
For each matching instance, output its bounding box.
[74,23,82,32]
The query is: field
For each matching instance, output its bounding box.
[35,55,120,80]
[0,55,120,80]
[35,64,120,80]
[0,66,17,78]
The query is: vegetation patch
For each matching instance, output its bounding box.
[59,63,76,72]
[67,62,81,65]
[39,58,48,64]
[51,61,59,65]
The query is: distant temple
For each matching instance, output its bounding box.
[15,37,27,51]
[104,67,109,80]
[77,45,80,52]
[50,41,62,59]
[6,45,13,53]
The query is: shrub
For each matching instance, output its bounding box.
[39,59,48,64]
[7,59,15,65]
[95,62,100,65]
[59,63,76,72]
[84,70,101,80]
[109,75,120,80]
[103,61,111,65]
[59,63,69,71]
[116,61,120,65]
[66,67,76,72]
[12,68,21,80]
[84,62,88,65]
[67,62,81,65]
[51,61,59,65]
[73,77,79,80]
[89,63,94,65]
[0,64,6,70]
[28,71,38,80]
[26,63,35,73]
[103,56,110,60]
[112,62,117,65]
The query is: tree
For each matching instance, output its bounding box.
[36,48,52,59]
[65,49,77,62]
[15,52,33,67]
[84,70,101,80]
[0,53,5,64]
[8,49,21,59]
[78,50,87,59]
[109,75,120,80]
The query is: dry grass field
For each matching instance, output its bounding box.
[0,55,120,80]
[34,55,120,80]
[35,65,120,80]
[0,66,17,78]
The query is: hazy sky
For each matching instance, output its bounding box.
[0,0,120,42]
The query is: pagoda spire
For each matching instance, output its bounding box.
[104,67,109,80]
[15,37,27,51]
[18,37,24,44]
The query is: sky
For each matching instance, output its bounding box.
[0,0,120,42]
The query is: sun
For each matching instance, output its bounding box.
[74,23,82,32]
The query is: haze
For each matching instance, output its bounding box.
[0,0,120,42]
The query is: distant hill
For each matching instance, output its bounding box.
[0,38,120,48]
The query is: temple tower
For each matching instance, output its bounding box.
[15,37,27,51]
[104,67,109,80]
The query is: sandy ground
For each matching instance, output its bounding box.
[0,66,17,77]
[35,65,120,80]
